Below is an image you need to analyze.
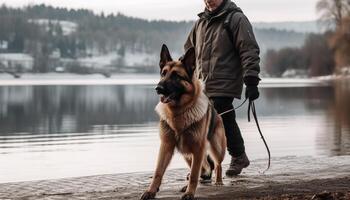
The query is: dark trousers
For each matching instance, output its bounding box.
[210,97,245,157]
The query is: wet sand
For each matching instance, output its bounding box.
[1,156,349,200]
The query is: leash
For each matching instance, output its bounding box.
[218,98,248,116]
[248,100,271,174]
[218,98,271,174]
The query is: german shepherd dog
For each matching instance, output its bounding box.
[140,45,226,200]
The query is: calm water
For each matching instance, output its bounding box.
[0,78,349,183]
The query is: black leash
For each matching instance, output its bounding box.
[218,98,248,116]
[219,98,271,174]
[248,100,271,174]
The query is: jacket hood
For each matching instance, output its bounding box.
[198,0,242,19]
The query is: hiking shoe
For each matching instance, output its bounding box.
[226,152,250,177]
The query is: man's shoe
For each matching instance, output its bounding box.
[226,152,250,177]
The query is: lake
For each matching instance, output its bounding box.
[0,75,349,183]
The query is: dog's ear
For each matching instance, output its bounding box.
[160,44,173,69]
[180,47,196,78]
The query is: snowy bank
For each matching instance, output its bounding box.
[0,73,334,87]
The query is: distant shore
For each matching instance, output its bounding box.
[1,156,349,200]
[0,72,340,87]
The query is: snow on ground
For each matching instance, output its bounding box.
[0,53,33,61]
[0,53,34,70]
[124,51,157,67]
[28,19,77,35]
[78,51,157,68]
[78,53,118,66]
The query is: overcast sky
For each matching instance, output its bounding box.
[0,0,320,22]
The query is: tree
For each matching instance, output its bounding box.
[317,0,350,27]
[329,17,350,70]
[264,48,307,77]
[303,33,335,76]
[117,45,125,57]
[316,0,350,72]
[264,33,335,77]
[264,49,280,76]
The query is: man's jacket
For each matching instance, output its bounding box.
[184,0,260,99]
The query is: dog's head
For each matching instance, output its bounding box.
[155,44,196,106]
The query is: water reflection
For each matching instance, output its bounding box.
[324,79,350,156]
[0,83,350,151]
[256,86,334,117]
[0,85,158,135]
[0,80,349,182]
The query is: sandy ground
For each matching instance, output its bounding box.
[96,179,350,200]
[1,156,349,200]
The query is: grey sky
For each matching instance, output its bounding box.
[0,0,320,22]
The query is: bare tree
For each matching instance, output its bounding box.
[317,0,350,27]
[329,17,350,70]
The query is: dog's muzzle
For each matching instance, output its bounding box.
[155,84,174,104]
[155,84,166,95]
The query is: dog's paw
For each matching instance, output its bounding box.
[214,181,224,186]
[140,191,156,200]
[181,193,195,200]
[179,185,187,193]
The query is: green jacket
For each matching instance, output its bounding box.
[184,0,260,99]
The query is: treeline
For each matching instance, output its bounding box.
[264,33,334,77]
[0,4,194,58]
[0,4,308,73]
[264,0,350,77]
[0,4,306,56]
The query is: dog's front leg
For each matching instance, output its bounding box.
[140,141,175,200]
[182,148,206,200]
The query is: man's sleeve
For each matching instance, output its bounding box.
[184,22,197,51]
[231,13,261,81]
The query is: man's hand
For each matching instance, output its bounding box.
[245,85,259,101]
[244,76,260,101]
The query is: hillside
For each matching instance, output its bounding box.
[253,21,324,33]
[0,4,308,73]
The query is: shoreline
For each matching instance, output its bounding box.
[0,73,339,87]
[1,156,349,199]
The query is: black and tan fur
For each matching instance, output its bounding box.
[140,45,226,200]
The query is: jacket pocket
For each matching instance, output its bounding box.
[213,72,237,80]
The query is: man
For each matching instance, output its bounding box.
[184,0,260,176]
